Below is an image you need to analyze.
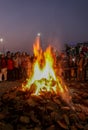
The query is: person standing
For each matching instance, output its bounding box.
[0,53,7,81]
[13,53,20,80]
[77,53,85,81]
[7,54,14,81]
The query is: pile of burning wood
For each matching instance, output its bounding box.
[0,82,88,130]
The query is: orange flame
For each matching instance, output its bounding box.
[22,35,70,101]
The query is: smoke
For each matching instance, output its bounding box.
[45,36,63,53]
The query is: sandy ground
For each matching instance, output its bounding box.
[0,80,23,97]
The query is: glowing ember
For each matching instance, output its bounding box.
[22,35,71,103]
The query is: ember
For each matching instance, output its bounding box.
[22,34,71,104]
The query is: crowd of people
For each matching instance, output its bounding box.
[0,43,88,82]
[56,43,88,81]
[0,51,32,82]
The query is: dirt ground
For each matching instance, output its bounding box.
[0,80,23,97]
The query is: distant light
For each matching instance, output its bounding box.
[0,38,3,43]
[37,33,41,36]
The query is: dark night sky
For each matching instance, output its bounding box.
[0,0,88,53]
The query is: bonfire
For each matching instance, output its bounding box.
[0,35,88,130]
[22,34,71,104]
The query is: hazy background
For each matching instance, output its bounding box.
[0,0,88,54]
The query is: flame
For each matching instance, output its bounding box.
[22,35,70,100]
